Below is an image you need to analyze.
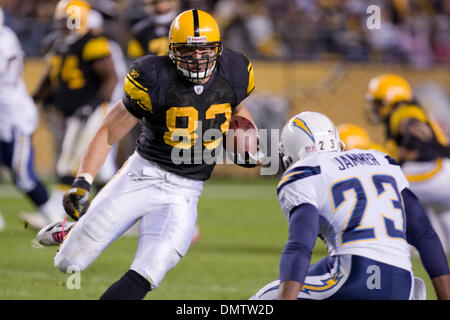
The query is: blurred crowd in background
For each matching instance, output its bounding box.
[1,0,449,67]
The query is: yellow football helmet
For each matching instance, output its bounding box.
[168,9,222,83]
[366,74,413,124]
[338,122,388,153]
[54,0,92,35]
[337,123,372,150]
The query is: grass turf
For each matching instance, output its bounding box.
[0,178,444,299]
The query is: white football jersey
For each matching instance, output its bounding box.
[277,149,412,271]
[0,25,38,140]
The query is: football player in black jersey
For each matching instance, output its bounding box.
[30,0,120,228]
[366,74,450,254]
[36,9,257,300]
[127,0,179,58]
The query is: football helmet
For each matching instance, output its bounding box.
[337,122,388,153]
[279,111,342,171]
[54,0,92,35]
[366,74,413,124]
[168,9,222,83]
[337,123,371,150]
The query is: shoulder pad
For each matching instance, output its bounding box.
[217,49,255,103]
[389,104,427,136]
[82,35,110,61]
[131,55,174,87]
[277,164,321,195]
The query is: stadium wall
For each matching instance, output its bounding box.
[23,59,450,178]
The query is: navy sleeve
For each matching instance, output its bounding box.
[279,203,319,284]
[402,188,450,278]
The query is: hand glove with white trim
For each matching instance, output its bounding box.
[63,176,92,221]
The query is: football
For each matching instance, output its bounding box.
[224,115,259,167]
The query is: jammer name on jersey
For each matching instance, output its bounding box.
[333,153,381,171]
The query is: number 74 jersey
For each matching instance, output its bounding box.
[277,149,412,272]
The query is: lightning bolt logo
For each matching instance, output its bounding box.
[292,118,315,143]
[301,273,343,294]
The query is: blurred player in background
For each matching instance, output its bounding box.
[337,123,387,153]
[127,0,179,59]
[0,6,62,229]
[36,9,257,300]
[251,111,450,300]
[366,74,450,254]
[28,0,121,229]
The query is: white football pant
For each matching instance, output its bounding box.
[402,158,450,253]
[54,151,203,290]
[56,103,118,183]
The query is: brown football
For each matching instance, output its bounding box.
[224,115,258,158]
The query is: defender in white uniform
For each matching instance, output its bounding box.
[0,8,64,225]
[251,112,450,300]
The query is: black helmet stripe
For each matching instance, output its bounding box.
[192,9,200,37]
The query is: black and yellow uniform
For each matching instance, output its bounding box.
[122,49,255,180]
[127,19,170,58]
[384,101,450,163]
[48,31,111,117]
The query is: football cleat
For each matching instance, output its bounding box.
[36,219,75,246]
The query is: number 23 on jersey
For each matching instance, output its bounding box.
[331,174,406,245]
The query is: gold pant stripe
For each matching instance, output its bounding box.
[405,158,443,183]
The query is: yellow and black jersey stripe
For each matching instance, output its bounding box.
[385,102,450,162]
[388,103,427,137]
[123,69,152,115]
[247,61,255,96]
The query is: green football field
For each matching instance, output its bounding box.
[0,178,444,300]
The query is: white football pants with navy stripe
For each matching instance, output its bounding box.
[54,151,203,289]
[0,127,39,192]
[251,255,423,300]
[402,158,450,253]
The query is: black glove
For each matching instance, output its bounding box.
[63,176,92,221]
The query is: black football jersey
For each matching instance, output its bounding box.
[48,31,111,116]
[127,19,170,58]
[122,49,256,180]
[385,101,450,162]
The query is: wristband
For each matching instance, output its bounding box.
[76,173,94,186]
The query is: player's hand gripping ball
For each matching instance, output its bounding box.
[63,176,92,221]
[224,115,260,168]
